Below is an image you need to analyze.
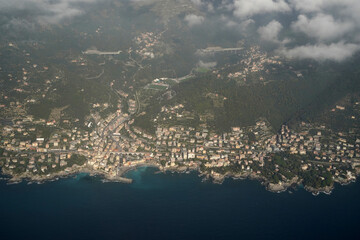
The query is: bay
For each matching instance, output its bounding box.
[0,167,359,240]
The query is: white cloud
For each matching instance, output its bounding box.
[289,0,359,14]
[202,0,360,61]
[232,0,290,19]
[258,20,283,43]
[207,3,215,12]
[278,42,360,61]
[184,14,205,27]
[289,0,360,28]
[240,19,255,29]
[190,0,203,7]
[0,0,99,25]
[291,14,354,41]
[220,15,254,31]
[246,0,360,61]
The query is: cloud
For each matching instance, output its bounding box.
[288,0,360,28]
[232,0,290,19]
[249,0,360,61]
[3,18,36,31]
[278,42,360,61]
[289,0,327,13]
[0,0,99,26]
[197,0,360,61]
[190,0,203,7]
[1,0,360,62]
[220,15,254,31]
[289,0,359,14]
[291,14,354,41]
[184,14,205,27]
[239,19,255,30]
[257,20,283,43]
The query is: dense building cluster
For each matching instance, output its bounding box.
[2,99,359,187]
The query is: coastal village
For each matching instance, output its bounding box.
[3,1,360,238]
[1,96,360,194]
[1,39,360,194]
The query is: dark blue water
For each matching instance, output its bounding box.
[0,167,359,240]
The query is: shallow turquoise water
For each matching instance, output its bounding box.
[0,167,359,240]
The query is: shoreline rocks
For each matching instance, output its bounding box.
[1,164,358,196]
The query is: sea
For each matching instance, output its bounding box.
[0,167,359,240]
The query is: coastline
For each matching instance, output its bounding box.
[1,165,135,185]
[0,163,358,195]
[159,165,358,195]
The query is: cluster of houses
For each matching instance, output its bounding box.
[226,46,283,82]
[1,107,360,180]
[134,32,159,59]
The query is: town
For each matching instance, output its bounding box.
[1,38,360,194]
[1,96,359,194]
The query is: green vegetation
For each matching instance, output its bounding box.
[0,148,5,157]
[263,153,334,188]
[28,100,54,119]
[172,59,360,133]
[68,154,87,167]
[291,57,360,128]
[163,79,177,86]
[160,160,166,167]
[194,67,210,73]
[302,169,333,189]
[147,84,168,91]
